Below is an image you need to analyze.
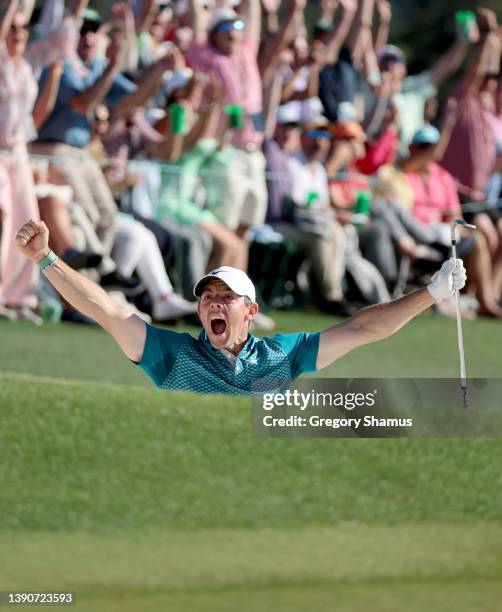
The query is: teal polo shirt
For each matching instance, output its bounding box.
[137,325,320,395]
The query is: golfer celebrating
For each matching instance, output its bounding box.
[16,220,466,395]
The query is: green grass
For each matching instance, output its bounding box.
[1,314,502,611]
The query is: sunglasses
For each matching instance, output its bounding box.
[217,20,245,33]
[306,129,331,140]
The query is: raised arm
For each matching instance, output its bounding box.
[240,0,261,42]
[347,0,374,69]
[15,220,146,362]
[134,0,156,34]
[68,0,91,21]
[115,50,175,117]
[374,0,391,52]
[429,35,471,88]
[70,33,126,116]
[33,61,64,130]
[400,98,459,173]
[455,9,499,96]
[0,0,19,42]
[322,0,357,64]
[188,0,208,44]
[316,259,466,370]
[258,0,305,82]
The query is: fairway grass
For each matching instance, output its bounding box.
[1,366,502,611]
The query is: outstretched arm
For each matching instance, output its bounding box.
[0,0,19,43]
[15,220,146,362]
[316,259,466,370]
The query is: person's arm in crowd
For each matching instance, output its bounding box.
[19,0,35,22]
[33,61,64,130]
[347,0,374,69]
[181,75,223,151]
[457,9,499,95]
[134,0,156,34]
[70,33,126,115]
[188,0,207,44]
[429,30,473,88]
[322,0,357,64]
[400,98,459,173]
[258,0,305,82]
[374,0,391,52]
[316,258,466,369]
[240,0,261,43]
[281,45,324,102]
[100,2,139,72]
[68,0,90,21]
[0,0,19,42]
[263,57,289,137]
[146,110,184,161]
[114,49,175,117]
[15,220,147,362]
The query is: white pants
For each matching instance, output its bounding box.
[112,216,172,300]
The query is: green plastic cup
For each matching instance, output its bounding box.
[455,11,476,41]
[169,103,186,134]
[225,104,244,129]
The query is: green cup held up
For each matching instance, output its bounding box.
[169,103,187,134]
[225,104,245,129]
[455,11,476,41]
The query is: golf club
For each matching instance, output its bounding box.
[450,219,476,408]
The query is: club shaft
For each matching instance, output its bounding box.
[451,239,467,387]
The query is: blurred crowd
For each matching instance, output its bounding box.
[1,0,502,326]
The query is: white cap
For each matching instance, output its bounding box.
[193,266,256,302]
[208,7,238,30]
[276,103,302,125]
[164,68,193,98]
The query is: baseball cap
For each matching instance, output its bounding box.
[411,124,440,145]
[194,266,257,303]
[82,8,103,25]
[377,44,406,67]
[276,103,302,125]
[164,68,193,99]
[208,7,238,30]
[329,121,365,140]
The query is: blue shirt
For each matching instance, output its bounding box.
[37,58,136,148]
[137,325,320,395]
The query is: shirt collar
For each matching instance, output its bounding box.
[198,329,257,360]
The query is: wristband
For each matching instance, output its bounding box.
[37,250,59,271]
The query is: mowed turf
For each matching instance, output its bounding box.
[1,313,502,611]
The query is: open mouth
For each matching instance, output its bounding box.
[210,318,227,335]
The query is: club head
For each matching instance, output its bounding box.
[452,219,476,230]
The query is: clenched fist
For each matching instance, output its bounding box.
[15,220,50,263]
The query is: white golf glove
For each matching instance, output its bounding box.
[427,257,467,302]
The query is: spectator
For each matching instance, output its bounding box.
[187,0,267,271]
[0,0,76,322]
[32,8,175,268]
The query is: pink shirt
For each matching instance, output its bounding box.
[187,35,263,147]
[440,91,496,200]
[406,162,461,226]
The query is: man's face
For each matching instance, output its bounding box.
[274,123,301,152]
[197,280,258,351]
[78,22,100,63]
[301,128,331,161]
[212,20,244,56]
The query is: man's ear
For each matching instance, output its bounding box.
[247,302,259,321]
